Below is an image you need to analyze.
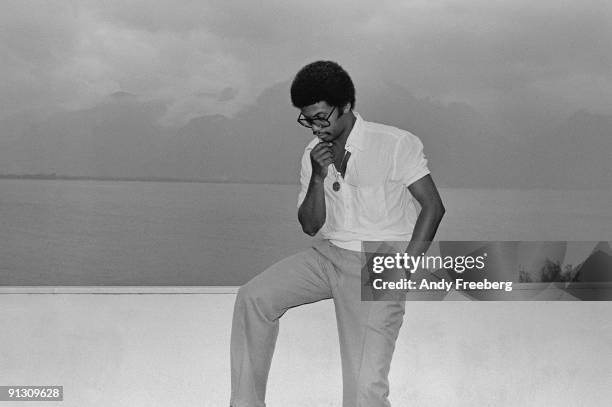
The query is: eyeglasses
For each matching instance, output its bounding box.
[297,106,336,128]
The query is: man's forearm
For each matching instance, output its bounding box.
[298,175,326,236]
[404,204,445,257]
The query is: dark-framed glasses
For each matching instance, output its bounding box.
[297,106,336,128]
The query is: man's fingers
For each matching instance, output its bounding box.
[311,143,333,154]
[311,149,333,160]
[311,151,333,164]
[319,156,333,166]
[310,142,334,176]
[316,151,333,161]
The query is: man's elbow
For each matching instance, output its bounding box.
[302,227,318,237]
[438,202,446,218]
[436,202,446,221]
[300,222,321,236]
[298,212,321,236]
[425,200,445,221]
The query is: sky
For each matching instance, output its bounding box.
[2,0,611,127]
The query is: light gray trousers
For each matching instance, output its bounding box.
[230,239,406,407]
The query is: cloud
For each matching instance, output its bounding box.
[0,0,248,121]
[1,0,611,127]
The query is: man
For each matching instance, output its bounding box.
[230,60,445,407]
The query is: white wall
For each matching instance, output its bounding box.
[1,288,611,407]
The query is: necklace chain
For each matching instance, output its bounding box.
[335,150,349,177]
[333,150,350,191]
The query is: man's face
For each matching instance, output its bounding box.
[298,101,346,143]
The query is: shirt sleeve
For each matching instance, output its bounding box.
[297,147,312,208]
[391,133,430,186]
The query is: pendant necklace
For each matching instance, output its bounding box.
[332,150,351,191]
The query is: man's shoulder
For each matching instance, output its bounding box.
[361,117,422,147]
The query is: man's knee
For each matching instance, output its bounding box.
[235,279,280,321]
[236,280,260,307]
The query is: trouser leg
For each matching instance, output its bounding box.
[230,247,335,407]
[324,243,406,407]
[336,300,405,407]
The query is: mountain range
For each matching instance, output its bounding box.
[1,81,610,189]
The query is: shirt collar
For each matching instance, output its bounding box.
[345,112,365,152]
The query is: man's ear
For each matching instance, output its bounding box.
[343,103,350,114]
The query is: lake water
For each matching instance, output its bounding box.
[0,179,610,285]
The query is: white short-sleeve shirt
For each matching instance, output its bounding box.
[297,112,431,251]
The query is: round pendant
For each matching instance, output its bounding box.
[333,181,340,191]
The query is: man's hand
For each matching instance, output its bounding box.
[310,141,334,179]
[298,141,332,236]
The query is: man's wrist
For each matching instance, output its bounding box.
[310,174,325,184]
